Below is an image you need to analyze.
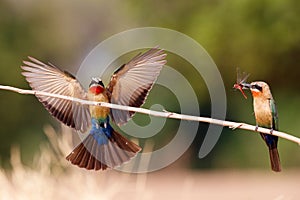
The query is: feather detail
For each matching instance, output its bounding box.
[269,147,281,172]
[106,47,166,125]
[260,132,281,172]
[21,56,91,132]
[66,128,141,170]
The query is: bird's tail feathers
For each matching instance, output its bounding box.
[66,129,141,170]
[269,147,281,172]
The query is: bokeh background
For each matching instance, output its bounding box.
[0,0,300,199]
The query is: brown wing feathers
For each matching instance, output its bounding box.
[21,57,90,132]
[66,130,141,170]
[107,47,167,125]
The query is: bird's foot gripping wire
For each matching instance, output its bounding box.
[230,123,244,130]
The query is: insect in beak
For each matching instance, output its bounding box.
[233,68,250,99]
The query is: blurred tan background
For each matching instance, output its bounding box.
[0,0,300,199]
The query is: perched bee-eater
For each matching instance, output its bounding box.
[239,81,281,172]
[21,47,166,170]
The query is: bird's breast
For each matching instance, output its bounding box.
[253,98,272,127]
[88,92,110,119]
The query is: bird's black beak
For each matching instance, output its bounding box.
[233,82,251,90]
[239,83,251,89]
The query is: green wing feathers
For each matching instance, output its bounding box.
[269,98,278,130]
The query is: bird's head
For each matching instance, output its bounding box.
[247,81,272,98]
[89,77,104,95]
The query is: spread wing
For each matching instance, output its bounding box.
[106,47,167,126]
[21,56,91,132]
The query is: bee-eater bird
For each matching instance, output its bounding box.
[241,81,281,172]
[21,47,167,170]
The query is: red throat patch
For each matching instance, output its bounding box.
[89,86,104,95]
[251,90,261,97]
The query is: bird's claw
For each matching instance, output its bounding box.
[163,109,174,117]
[254,125,274,135]
[230,123,244,130]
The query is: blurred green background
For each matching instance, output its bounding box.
[0,0,299,170]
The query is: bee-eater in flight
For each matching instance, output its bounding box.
[21,47,167,170]
[235,81,281,172]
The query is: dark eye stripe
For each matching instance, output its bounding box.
[253,84,262,91]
